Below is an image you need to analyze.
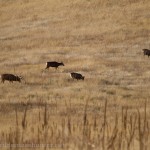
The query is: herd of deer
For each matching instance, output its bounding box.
[0,49,149,84]
[0,61,84,83]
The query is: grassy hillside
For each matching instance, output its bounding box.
[0,0,150,149]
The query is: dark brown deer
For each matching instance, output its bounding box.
[143,49,150,57]
[1,74,22,83]
[45,61,64,69]
[70,72,84,80]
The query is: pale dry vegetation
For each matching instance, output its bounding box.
[0,0,150,149]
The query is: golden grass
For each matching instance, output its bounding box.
[0,0,150,149]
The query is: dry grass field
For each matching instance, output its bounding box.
[0,0,150,149]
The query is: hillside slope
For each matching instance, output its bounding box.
[0,0,150,149]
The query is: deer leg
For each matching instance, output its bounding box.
[45,66,49,69]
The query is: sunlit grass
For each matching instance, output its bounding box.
[0,0,150,149]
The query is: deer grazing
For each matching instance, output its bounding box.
[1,74,22,83]
[45,61,64,69]
[70,72,85,80]
[143,49,150,57]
